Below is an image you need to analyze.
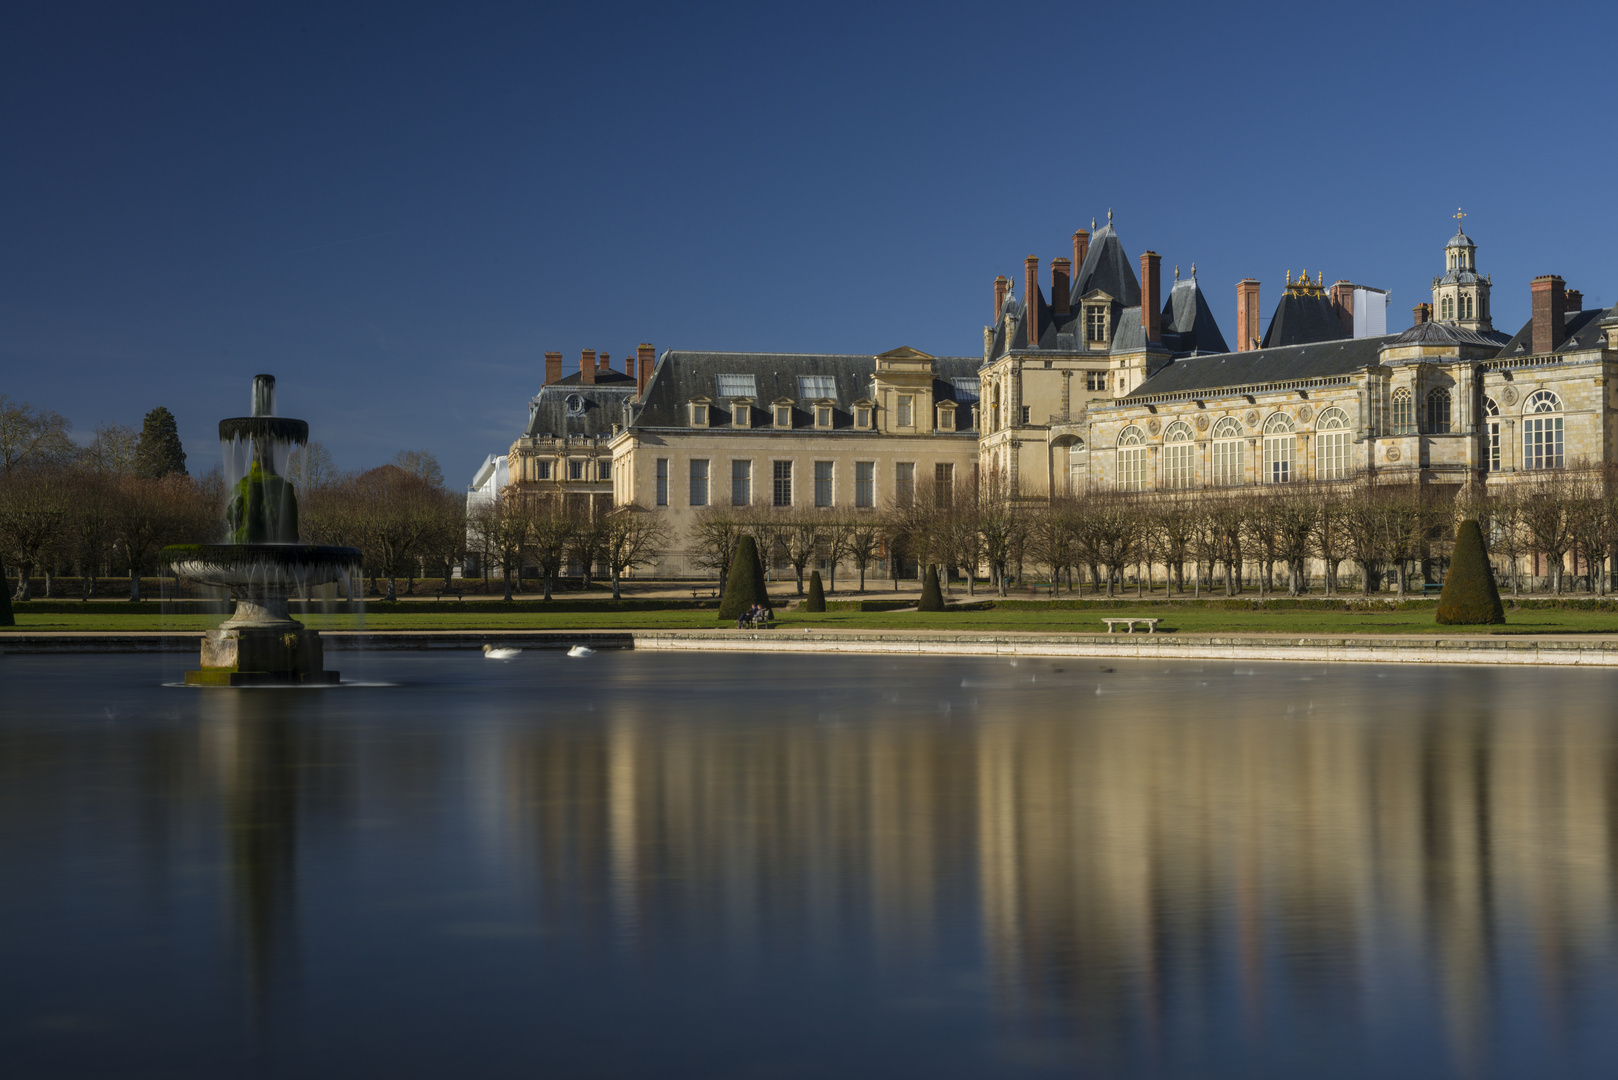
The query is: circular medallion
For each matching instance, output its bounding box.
[1502,386,1518,406]
[1386,446,1401,462]
[1194,414,1210,432]
[1297,405,1313,424]
[1147,418,1161,436]
[1245,409,1259,428]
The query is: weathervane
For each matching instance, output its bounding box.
[1454,207,1466,228]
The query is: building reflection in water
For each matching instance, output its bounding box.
[495,663,1618,1071]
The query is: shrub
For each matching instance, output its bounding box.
[805,570,825,612]
[1436,519,1505,625]
[917,566,945,612]
[718,536,770,619]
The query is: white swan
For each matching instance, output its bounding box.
[483,644,521,660]
[566,645,595,658]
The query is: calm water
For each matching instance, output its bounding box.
[3,650,1618,1078]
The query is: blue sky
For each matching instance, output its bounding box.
[4,1,1614,484]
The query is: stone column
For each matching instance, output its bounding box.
[1502,418,1517,473]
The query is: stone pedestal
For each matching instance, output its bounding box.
[185,598,340,686]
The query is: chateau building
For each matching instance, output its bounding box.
[502,214,1617,579]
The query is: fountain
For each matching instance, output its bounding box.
[164,375,361,686]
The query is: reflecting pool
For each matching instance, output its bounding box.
[4,651,1618,1077]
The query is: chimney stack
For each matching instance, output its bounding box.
[1140,252,1161,343]
[1024,256,1040,347]
[1330,281,1355,335]
[1236,279,1260,351]
[993,275,1010,321]
[599,353,612,374]
[637,344,656,397]
[625,353,634,376]
[1565,288,1583,313]
[1073,229,1090,275]
[1051,258,1071,316]
[581,348,596,385]
[1531,275,1567,354]
[545,351,562,385]
[1413,303,1431,326]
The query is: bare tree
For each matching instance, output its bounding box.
[602,506,671,600]
[79,424,141,476]
[691,507,745,593]
[0,467,72,600]
[392,449,445,488]
[843,512,882,592]
[287,441,338,491]
[0,396,74,473]
[1517,471,1573,593]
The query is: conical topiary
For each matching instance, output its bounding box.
[0,557,14,627]
[805,570,825,612]
[917,565,945,612]
[719,535,770,619]
[1437,519,1505,625]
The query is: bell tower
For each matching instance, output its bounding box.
[1431,208,1492,331]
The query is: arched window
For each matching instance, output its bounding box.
[1162,421,1194,489]
[1211,417,1244,486]
[1390,388,1414,434]
[1116,425,1146,491]
[1523,390,1564,470]
[1262,413,1295,483]
[1483,396,1500,473]
[1316,407,1350,480]
[1441,296,1453,320]
[1426,388,1452,433]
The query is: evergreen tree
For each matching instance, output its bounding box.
[805,570,825,612]
[719,535,770,619]
[135,407,187,478]
[1437,519,1506,625]
[0,556,14,627]
[917,565,945,611]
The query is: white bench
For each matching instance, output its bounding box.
[1102,617,1161,634]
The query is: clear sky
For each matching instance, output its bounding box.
[4,0,1614,485]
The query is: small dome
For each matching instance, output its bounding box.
[1446,229,1475,249]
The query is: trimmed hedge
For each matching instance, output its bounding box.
[917,567,945,612]
[1437,519,1505,625]
[824,599,912,612]
[719,536,771,619]
[805,571,825,612]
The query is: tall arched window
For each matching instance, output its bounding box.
[1262,413,1296,484]
[1211,417,1244,486]
[1523,390,1564,470]
[1426,388,1452,433]
[1390,388,1414,434]
[1316,407,1350,480]
[1483,397,1500,472]
[1116,425,1146,491]
[1162,421,1194,489]
[1441,296,1453,320]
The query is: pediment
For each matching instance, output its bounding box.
[876,346,935,361]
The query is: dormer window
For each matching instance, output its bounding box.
[688,399,711,427]
[773,400,794,428]
[1084,303,1109,345]
[731,399,752,428]
[852,401,874,429]
[936,401,957,432]
[814,400,834,429]
[896,395,913,427]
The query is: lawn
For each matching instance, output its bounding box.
[10,604,1618,636]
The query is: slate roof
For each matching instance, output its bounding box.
[1124,335,1397,398]
[632,351,982,433]
[1071,225,1141,308]
[524,373,638,439]
[1161,278,1229,355]
[1445,228,1476,250]
[1388,321,1510,348]
[1261,290,1349,348]
[1494,307,1613,357]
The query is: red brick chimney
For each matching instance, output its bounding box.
[1330,281,1354,335]
[1024,256,1040,348]
[1051,258,1071,316]
[1073,229,1089,275]
[1412,303,1431,326]
[993,275,1010,321]
[1140,252,1161,343]
[545,351,562,385]
[625,353,634,376]
[1532,275,1567,354]
[1236,279,1260,352]
[1565,289,1583,313]
[581,348,596,385]
[600,353,613,374]
[636,343,655,397]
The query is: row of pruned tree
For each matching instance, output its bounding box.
[466,494,671,600]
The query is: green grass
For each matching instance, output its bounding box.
[11,604,1618,636]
